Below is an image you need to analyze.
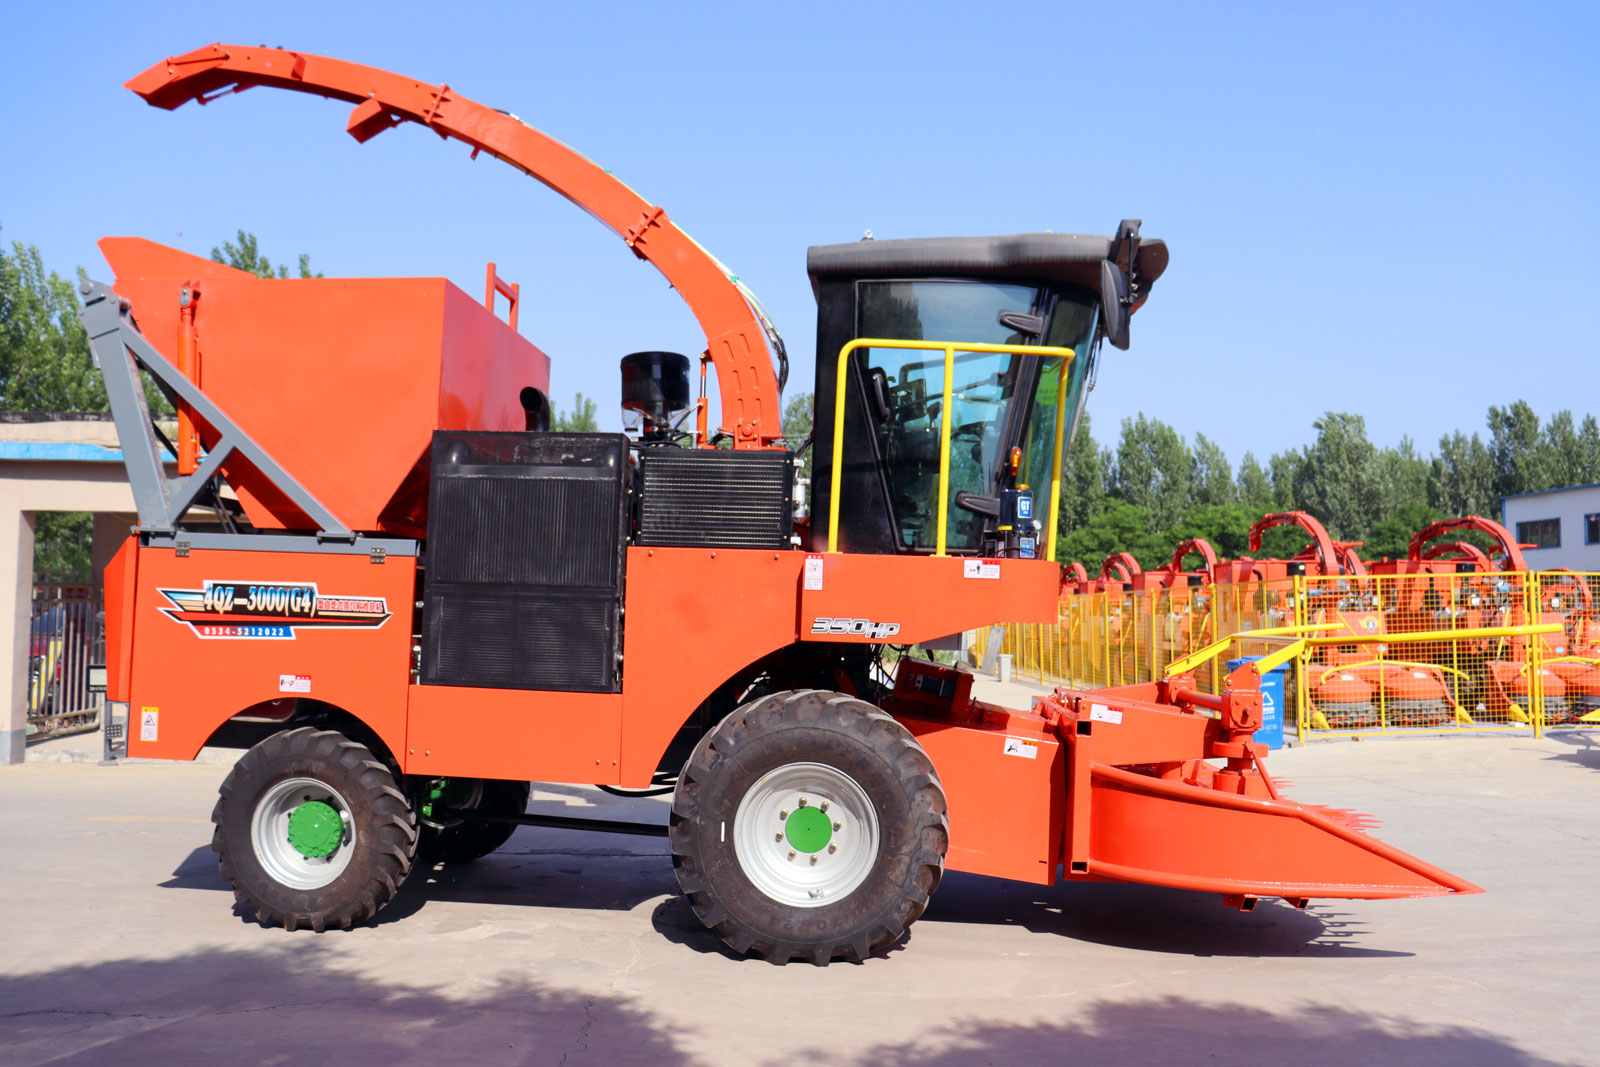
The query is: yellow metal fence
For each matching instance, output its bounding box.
[977,571,1600,739]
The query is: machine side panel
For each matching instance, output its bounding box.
[403,686,624,783]
[618,547,806,783]
[800,554,1058,645]
[437,286,551,433]
[103,536,140,703]
[900,712,1063,885]
[126,546,414,761]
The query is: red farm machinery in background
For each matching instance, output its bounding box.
[87,44,1480,963]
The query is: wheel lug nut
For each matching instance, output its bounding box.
[827,843,837,854]
[809,855,818,865]
[833,822,842,832]
[798,797,807,807]
[779,810,788,820]
[787,850,796,861]
[774,832,784,842]
[819,801,829,812]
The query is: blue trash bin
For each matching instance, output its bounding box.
[1225,656,1286,749]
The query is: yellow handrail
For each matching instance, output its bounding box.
[1164,623,1341,679]
[1165,621,1564,681]
[827,338,1075,556]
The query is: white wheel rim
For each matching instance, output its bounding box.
[250,776,356,890]
[733,761,880,908]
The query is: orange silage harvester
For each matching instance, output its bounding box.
[88,44,1478,963]
[1392,515,1589,725]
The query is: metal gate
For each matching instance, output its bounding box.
[27,582,104,739]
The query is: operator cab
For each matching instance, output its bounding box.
[808,224,1168,557]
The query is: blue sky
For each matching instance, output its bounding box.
[2,1,1593,465]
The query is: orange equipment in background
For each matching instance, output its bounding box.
[87,44,1479,965]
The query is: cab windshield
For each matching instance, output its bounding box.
[854,281,1031,550]
[857,279,1100,552]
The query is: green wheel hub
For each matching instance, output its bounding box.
[784,806,833,854]
[287,800,344,859]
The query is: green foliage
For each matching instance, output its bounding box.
[1235,451,1273,513]
[781,390,813,445]
[1164,503,1267,562]
[1109,414,1191,531]
[1362,499,1444,563]
[1293,412,1380,540]
[1427,430,1495,517]
[1047,412,1108,535]
[1059,502,1169,571]
[553,392,599,432]
[211,231,322,279]
[1189,432,1235,507]
[0,229,106,412]
[1051,398,1599,573]
[33,512,92,581]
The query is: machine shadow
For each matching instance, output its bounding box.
[922,871,1412,959]
[808,996,1574,1067]
[160,824,679,926]
[162,842,1403,958]
[0,943,691,1065]
[1542,729,1600,771]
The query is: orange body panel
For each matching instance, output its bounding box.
[616,547,807,783]
[901,709,1065,884]
[103,537,140,703]
[800,554,1057,645]
[404,687,624,784]
[99,238,549,533]
[125,545,415,763]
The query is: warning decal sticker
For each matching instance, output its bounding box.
[279,674,313,694]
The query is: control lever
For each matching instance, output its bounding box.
[955,491,1000,517]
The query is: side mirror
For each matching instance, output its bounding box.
[1100,259,1130,350]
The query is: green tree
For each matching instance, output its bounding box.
[1189,432,1235,507]
[1487,400,1546,499]
[781,390,813,444]
[1056,411,1109,536]
[1579,415,1600,483]
[1362,499,1444,562]
[1267,449,1303,511]
[211,231,322,279]
[554,392,599,432]
[1294,412,1380,540]
[0,231,106,412]
[1108,414,1191,531]
[1163,502,1260,561]
[1428,430,1496,517]
[32,512,93,581]
[1235,451,1274,514]
[1059,501,1169,571]
[1541,409,1600,489]
[1374,436,1430,521]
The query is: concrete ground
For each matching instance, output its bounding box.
[3,709,1597,1065]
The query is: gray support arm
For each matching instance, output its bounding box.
[78,281,354,539]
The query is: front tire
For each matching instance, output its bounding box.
[213,727,417,931]
[669,690,948,964]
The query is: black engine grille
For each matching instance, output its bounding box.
[636,448,793,550]
[422,432,629,692]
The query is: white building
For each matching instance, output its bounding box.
[1500,483,1600,571]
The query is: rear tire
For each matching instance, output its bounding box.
[669,690,947,964]
[418,779,531,864]
[213,727,417,931]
